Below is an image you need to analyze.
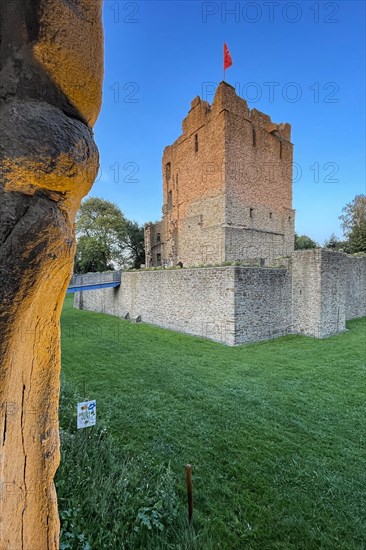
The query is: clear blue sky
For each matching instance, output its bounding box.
[91,0,365,244]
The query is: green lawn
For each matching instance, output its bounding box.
[57,294,366,549]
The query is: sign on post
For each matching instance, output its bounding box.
[77,400,96,429]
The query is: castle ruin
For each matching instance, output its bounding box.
[74,83,365,345]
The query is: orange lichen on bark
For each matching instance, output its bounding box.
[33,1,104,127]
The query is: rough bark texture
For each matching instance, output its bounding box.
[0,1,104,547]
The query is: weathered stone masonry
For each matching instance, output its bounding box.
[291,249,366,338]
[74,266,291,345]
[74,251,365,345]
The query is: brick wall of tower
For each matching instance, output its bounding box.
[221,84,295,262]
[159,94,227,266]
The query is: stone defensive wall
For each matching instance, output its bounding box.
[73,250,365,346]
[74,266,291,345]
[291,249,366,338]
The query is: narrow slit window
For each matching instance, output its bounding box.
[156,232,161,243]
[165,162,171,181]
[269,212,272,219]
[252,127,256,147]
[250,208,254,218]
[194,134,199,152]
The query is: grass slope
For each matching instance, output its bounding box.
[58,294,366,549]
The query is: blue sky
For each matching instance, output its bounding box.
[91,0,365,244]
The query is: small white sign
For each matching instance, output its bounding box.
[77,400,96,429]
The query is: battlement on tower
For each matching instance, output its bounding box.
[171,82,292,145]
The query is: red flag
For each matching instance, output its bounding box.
[224,43,232,71]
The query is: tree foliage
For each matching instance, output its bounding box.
[323,233,350,252]
[74,197,145,273]
[339,194,366,253]
[121,220,146,269]
[74,236,114,274]
[294,233,318,250]
[324,233,339,250]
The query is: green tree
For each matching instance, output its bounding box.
[294,233,318,250]
[324,233,338,249]
[323,233,350,252]
[121,220,145,269]
[74,236,114,274]
[75,197,127,272]
[324,232,341,250]
[339,194,366,253]
[75,197,146,273]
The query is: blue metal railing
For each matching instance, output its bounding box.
[67,271,121,293]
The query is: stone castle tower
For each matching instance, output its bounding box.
[145,81,295,267]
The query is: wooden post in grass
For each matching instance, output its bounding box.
[186,464,193,524]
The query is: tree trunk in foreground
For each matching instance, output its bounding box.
[0,1,104,547]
